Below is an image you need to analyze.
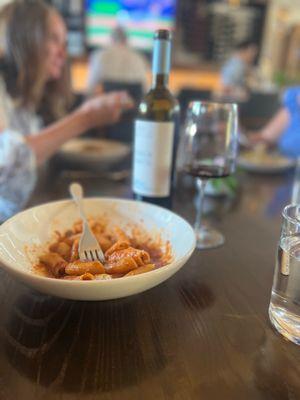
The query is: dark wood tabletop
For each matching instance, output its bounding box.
[0,167,299,400]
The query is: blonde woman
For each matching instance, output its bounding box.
[0,0,132,221]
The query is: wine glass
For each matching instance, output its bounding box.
[179,101,238,249]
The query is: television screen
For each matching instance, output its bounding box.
[85,0,176,50]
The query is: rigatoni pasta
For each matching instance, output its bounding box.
[35,218,172,280]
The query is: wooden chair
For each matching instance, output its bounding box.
[239,91,281,130]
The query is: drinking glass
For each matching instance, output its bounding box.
[269,204,300,345]
[179,101,238,249]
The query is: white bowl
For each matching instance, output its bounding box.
[0,198,196,301]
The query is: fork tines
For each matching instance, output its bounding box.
[81,249,105,263]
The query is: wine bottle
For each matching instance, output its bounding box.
[132,29,179,209]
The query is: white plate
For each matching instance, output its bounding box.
[238,153,295,174]
[58,138,130,168]
[0,198,196,301]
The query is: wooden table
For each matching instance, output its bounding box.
[0,169,299,400]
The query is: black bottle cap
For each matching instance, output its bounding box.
[154,29,171,41]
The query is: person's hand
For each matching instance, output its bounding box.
[80,91,134,130]
[238,130,264,148]
[247,131,266,146]
[247,129,276,147]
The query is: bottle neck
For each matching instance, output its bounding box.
[152,73,169,88]
[151,38,171,89]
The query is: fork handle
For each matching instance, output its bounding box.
[69,182,87,222]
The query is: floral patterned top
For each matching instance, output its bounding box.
[0,78,41,222]
[0,130,36,222]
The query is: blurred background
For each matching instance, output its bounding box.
[1,0,300,142]
[0,0,297,94]
[0,0,294,95]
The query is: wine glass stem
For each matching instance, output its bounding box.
[195,178,207,232]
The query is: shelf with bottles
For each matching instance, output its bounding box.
[177,0,267,64]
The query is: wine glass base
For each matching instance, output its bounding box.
[195,226,224,250]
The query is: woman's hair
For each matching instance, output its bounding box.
[0,0,73,124]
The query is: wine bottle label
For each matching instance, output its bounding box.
[133,120,174,197]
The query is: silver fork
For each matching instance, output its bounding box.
[69,183,105,263]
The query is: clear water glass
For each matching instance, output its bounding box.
[269,204,300,345]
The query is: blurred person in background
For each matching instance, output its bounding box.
[0,0,133,222]
[249,86,300,158]
[219,40,258,100]
[87,26,149,95]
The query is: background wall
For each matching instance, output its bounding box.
[0,0,11,6]
[261,0,300,81]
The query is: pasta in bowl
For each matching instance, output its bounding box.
[36,218,172,280]
[0,198,196,300]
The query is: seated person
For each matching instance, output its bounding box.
[87,26,149,95]
[219,40,258,100]
[0,0,132,222]
[249,87,300,158]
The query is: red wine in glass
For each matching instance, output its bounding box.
[184,164,230,180]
